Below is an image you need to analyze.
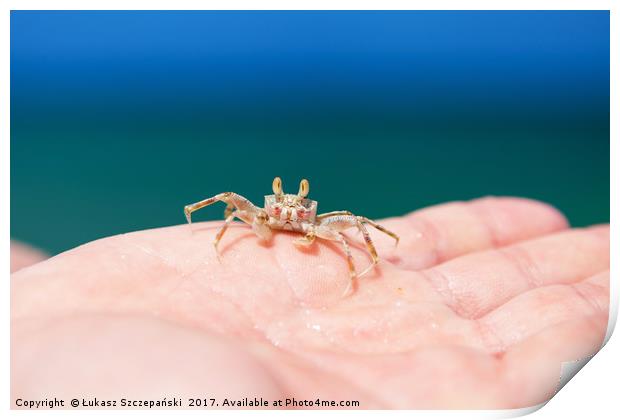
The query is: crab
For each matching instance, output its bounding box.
[183,177,399,287]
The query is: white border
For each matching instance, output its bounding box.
[2,2,616,419]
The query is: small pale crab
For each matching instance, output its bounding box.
[184,177,399,283]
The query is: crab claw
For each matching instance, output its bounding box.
[252,220,272,241]
[293,235,314,247]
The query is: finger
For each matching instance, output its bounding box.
[500,313,607,408]
[479,270,609,352]
[371,196,568,270]
[10,240,48,273]
[422,225,609,318]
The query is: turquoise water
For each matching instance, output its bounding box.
[11,119,609,255]
[11,11,609,255]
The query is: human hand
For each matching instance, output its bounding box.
[11,197,609,409]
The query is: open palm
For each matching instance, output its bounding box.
[11,197,609,409]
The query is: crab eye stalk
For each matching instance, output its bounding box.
[272,176,283,200]
[297,179,309,199]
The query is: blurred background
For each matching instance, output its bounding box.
[11,11,609,255]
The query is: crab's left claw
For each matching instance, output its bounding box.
[293,234,315,247]
[252,220,272,242]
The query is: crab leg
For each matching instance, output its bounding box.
[317,215,379,277]
[354,221,380,277]
[318,211,399,244]
[316,210,353,220]
[184,192,259,224]
[302,221,356,276]
[357,216,400,245]
[223,203,235,219]
[213,210,245,259]
[311,223,357,293]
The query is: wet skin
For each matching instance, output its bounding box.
[11,197,610,409]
